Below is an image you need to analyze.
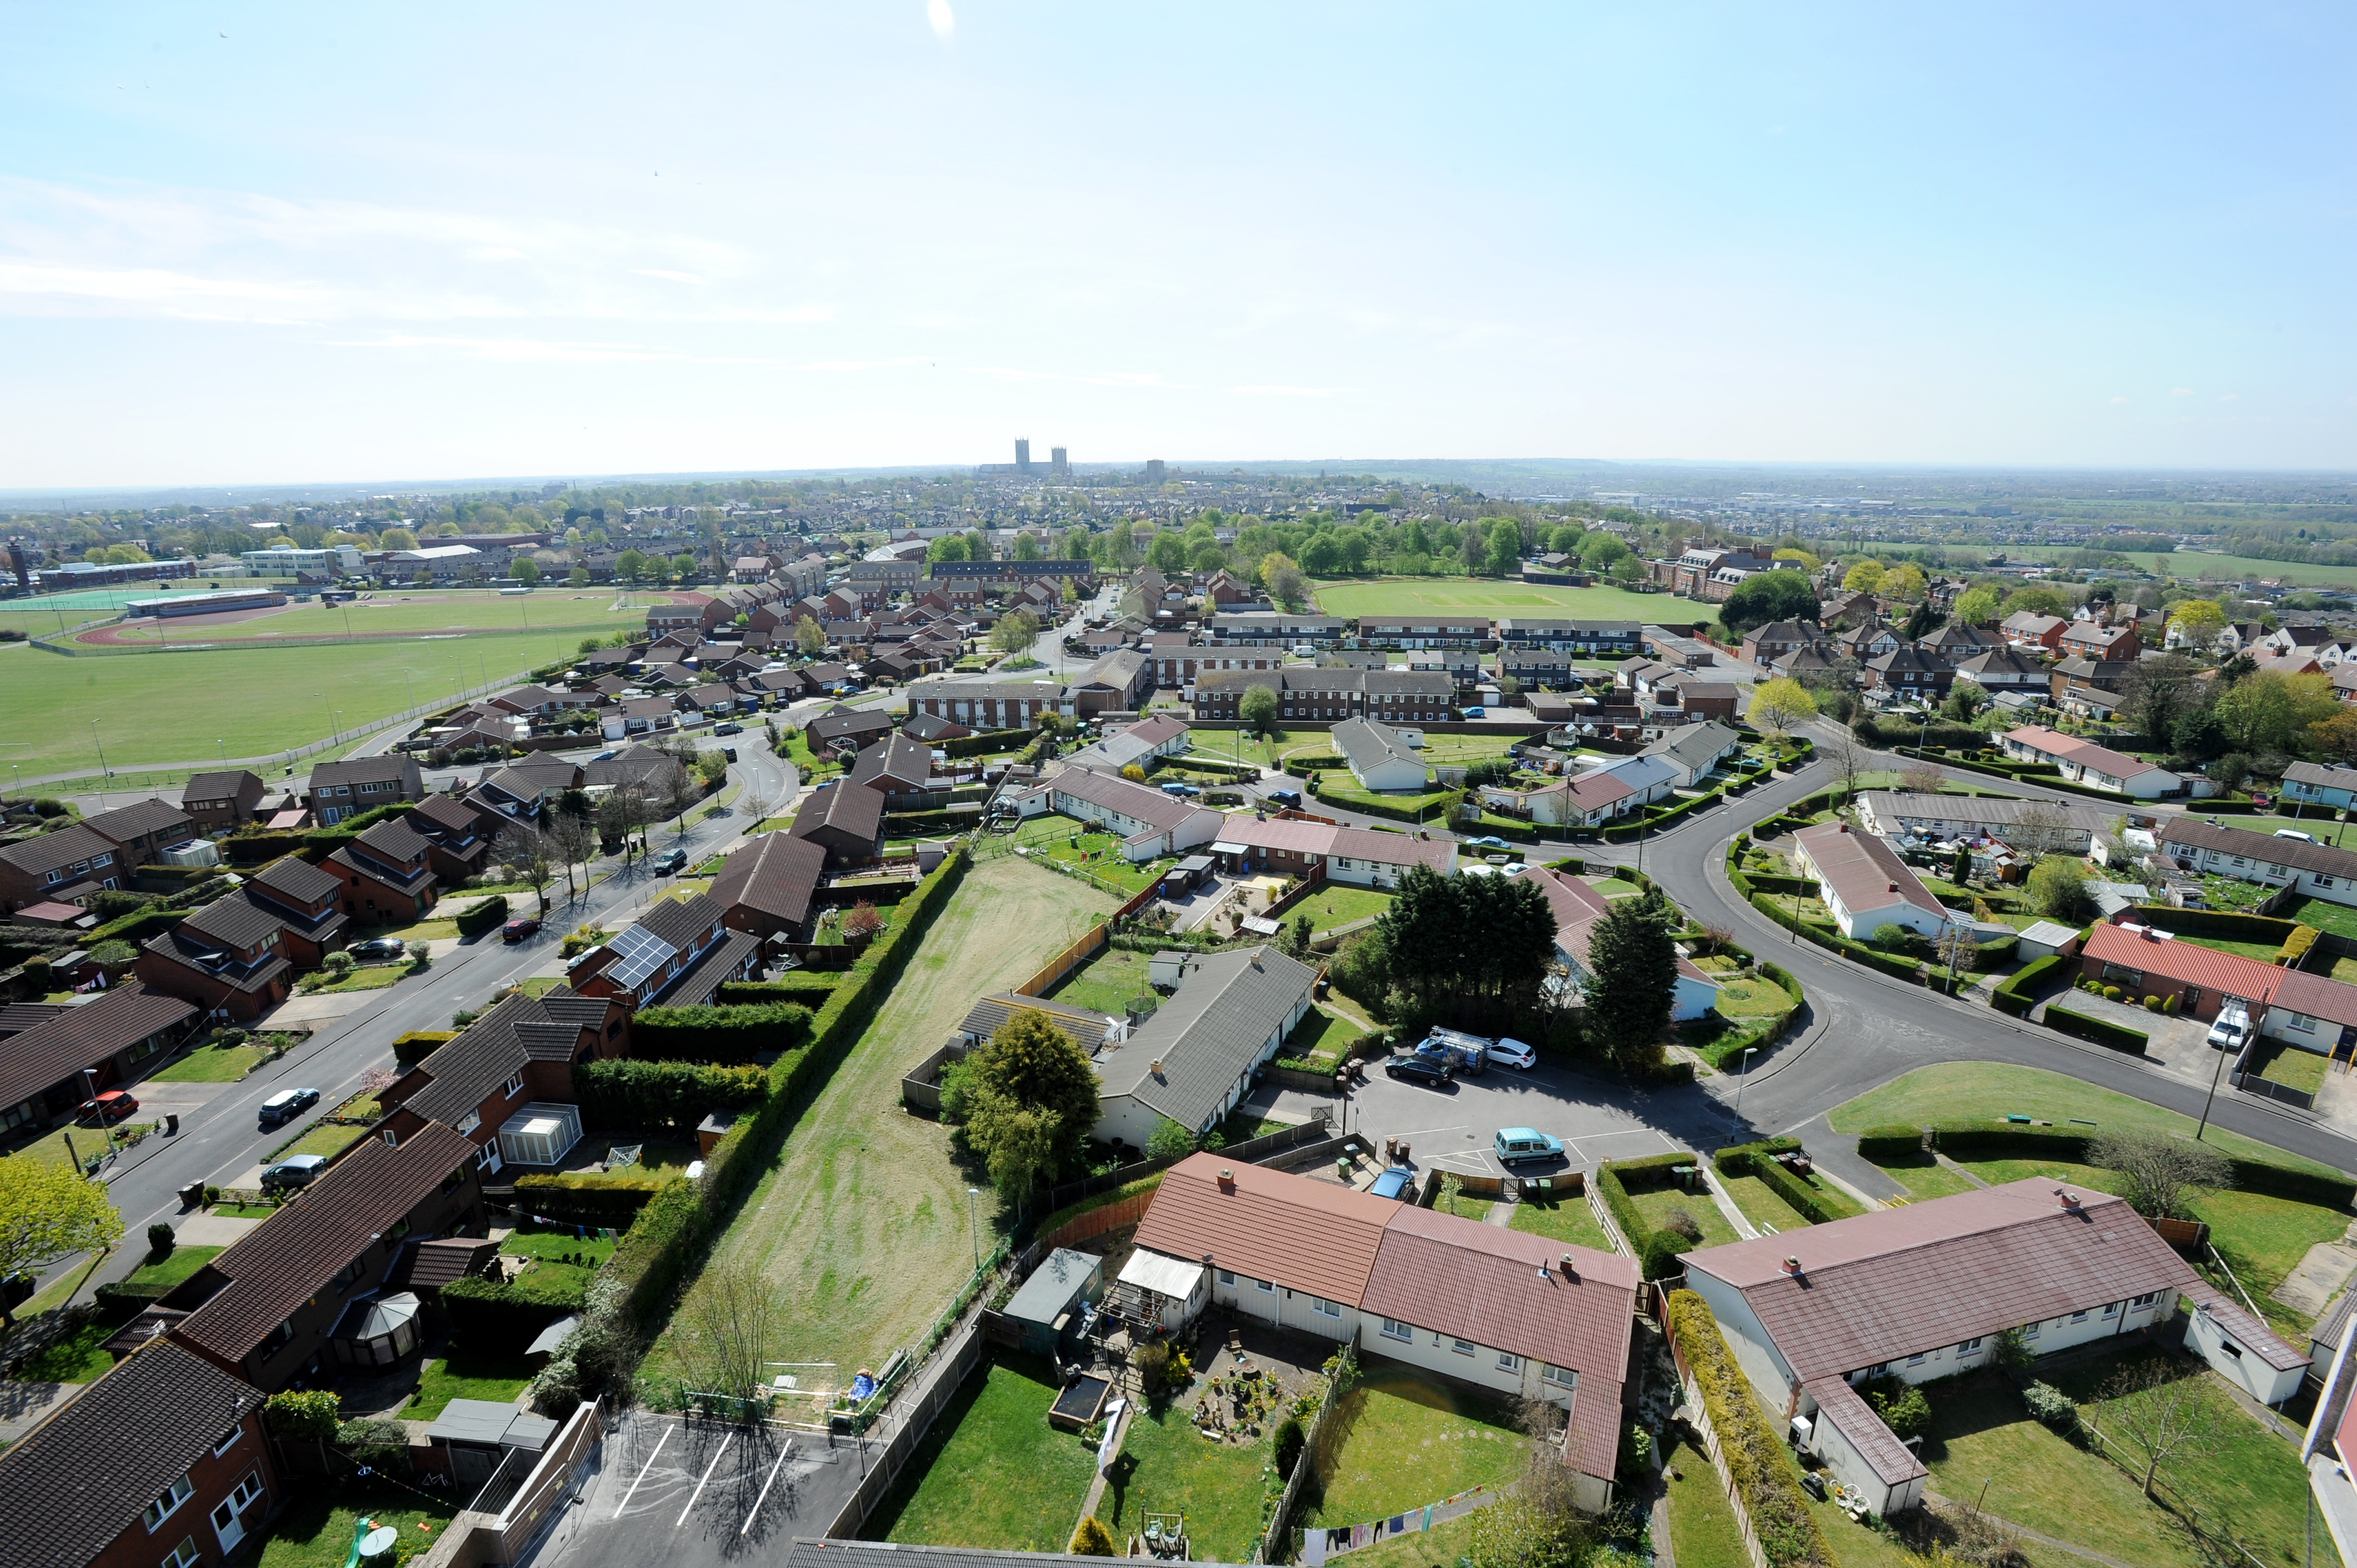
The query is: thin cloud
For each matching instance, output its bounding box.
[636,269,708,285]
[1232,384,1348,398]
[2171,386,2195,396]
[928,0,955,42]
[966,365,1193,390]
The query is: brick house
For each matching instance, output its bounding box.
[322,818,440,924]
[305,756,424,827]
[377,986,626,1176]
[709,830,828,942]
[566,894,761,1011]
[236,856,350,968]
[135,898,297,1021]
[0,823,123,913]
[902,680,1074,730]
[177,771,266,834]
[0,983,197,1135]
[81,799,198,869]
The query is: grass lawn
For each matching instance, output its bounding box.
[1826,1062,2344,1175]
[1409,733,1521,766]
[7,1122,135,1170]
[1661,1427,1749,1568]
[1628,1184,1741,1249]
[212,1200,280,1219]
[1720,1173,1810,1233]
[867,1354,1099,1550]
[121,1244,222,1291]
[1044,943,1156,1018]
[2285,896,2357,940]
[150,1041,265,1082]
[299,964,408,994]
[681,856,1119,1379]
[1862,1152,1983,1202]
[1507,1190,1615,1253]
[1298,1369,1525,1528]
[406,1350,537,1419]
[1711,974,1795,1018]
[2173,933,2288,963]
[12,1319,115,1382]
[1320,1509,1482,1568]
[1095,1394,1277,1564]
[1007,816,1170,896]
[1298,885,1396,935]
[249,1482,459,1568]
[1311,577,1668,623]
[501,1223,617,1294]
[1315,776,1450,817]
[2247,1036,2331,1096]
[2215,815,2357,852]
[271,1120,369,1160]
[1278,1007,1361,1070]
[517,976,564,998]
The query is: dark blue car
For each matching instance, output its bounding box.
[1370,1168,1416,1200]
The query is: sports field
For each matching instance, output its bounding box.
[81,590,663,646]
[1866,543,2357,590]
[1311,576,1669,621]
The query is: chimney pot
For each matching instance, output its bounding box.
[2058,1188,2082,1209]
[1780,1256,1803,1276]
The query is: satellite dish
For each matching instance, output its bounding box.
[359,1528,399,1560]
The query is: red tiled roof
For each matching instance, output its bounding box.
[1794,820,1947,921]
[1132,1152,1398,1307]
[1804,1376,1927,1485]
[2081,922,2285,1004]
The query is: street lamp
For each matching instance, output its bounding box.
[966,1187,981,1275]
[89,721,110,809]
[1732,1046,1759,1128]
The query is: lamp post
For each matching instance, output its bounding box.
[966,1187,980,1275]
[89,721,110,809]
[1732,1046,1759,1128]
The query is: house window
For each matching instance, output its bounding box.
[1253,1277,1275,1295]
[214,1425,241,1457]
[212,1472,264,1532]
[2023,1322,2041,1339]
[457,1111,480,1135]
[162,1539,200,1568]
[1956,1338,1983,1354]
[2133,1291,2162,1308]
[505,1073,526,1097]
[1381,1318,1411,1342]
[2070,1309,2090,1323]
[1541,1363,1576,1388]
[1217,1270,1236,1287]
[2292,1013,2321,1034]
[333,1254,369,1292]
[1907,1352,1929,1365]
[1452,1338,1476,1356]
[1311,1297,1342,1321]
[146,1474,194,1531]
[1497,1350,1520,1371]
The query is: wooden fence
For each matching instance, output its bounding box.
[1662,1318,1773,1568]
[1259,1345,1356,1564]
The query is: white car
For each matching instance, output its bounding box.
[1487,1036,1538,1070]
[2276,828,2317,843]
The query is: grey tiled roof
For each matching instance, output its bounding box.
[250,853,340,903]
[0,983,195,1111]
[1093,945,1316,1132]
[403,986,600,1123]
[82,797,195,845]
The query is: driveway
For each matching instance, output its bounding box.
[1340,1058,1691,1180]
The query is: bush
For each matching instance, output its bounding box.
[264,1389,342,1442]
[2143,994,2162,1012]
[1992,953,2066,1017]
[1854,1125,1925,1161]
[94,1280,171,1323]
[454,895,510,938]
[1274,1415,1306,1479]
[630,1003,814,1065]
[145,1223,174,1260]
[337,1417,412,1477]
[2102,984,2122,1002]
[1641,1232,1691,1281]
[441,1275,584,1355]
[1716,1139,1846,1225]
[1619,1421,1653,1474]
[2044,1004,2148,1054]
[1070,1517,1119,1556]
[574,1059,769,1137]
[1659,1206,1705,1242]
[1859,1375,1931,1440]
[2021,1380,2078,1433]
[393,1030,456,1068]
[512,1172,670,1225]
[1665,1291,1834,1568]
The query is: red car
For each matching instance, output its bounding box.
[79,1091,138,1125]
[502,916,542,942]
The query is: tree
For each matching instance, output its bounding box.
[1952,584,2001,626]
[1485,519,1521,577]
[1577,532,1630,571]
[1012,533,1043,562]
[991,608,1042,657]
[2117,655,2206,748]
[653,757,701,836]
[2216,669,2338,754]
[1942,678,1989,723]
[966,1008,1101,1147]
[1189,539,1228,575]
[1719,570,1820,634]
[1372,864,1557,1013]
[411,568,434,587]
[1883,563,1927,601]
[967,1098,1059,1207]
[598,782,654,861]
[615,548,647,584]
[1147,532,1190,573]
[1843,559,1887,592]
[0,1158,123,1324]
[1582,892,1677,1074]
[2025,855,2096,920]
[1748,677,1818,736]
[1146,1116,1196,1161]
[512,556,541,586]
[1900,764,1946,794]
[2006,802,2075,861]
[568,566,591,587]
[2313,708,2357,766]
[380,527,419,551]
[1069,1517,1118,1557]
[2089,1130,2228,1219]
[792,615,827,657]
[495,823,555,915]
[676,1256,785,1411]
[2097,1358,2211,1500]
[1239,683,1279,736]
[546,803,596,900]
[1467,1399,1593,1568]
[2001,583,2072,620]
[2165,599,2226,651]
[735,790,773,830]
[1262,552,1307,610]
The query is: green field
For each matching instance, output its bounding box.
[1989,545,2357,588]
[1310,577,1672,622]
[85,589,640,646]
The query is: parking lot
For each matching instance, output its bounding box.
[529,1409,876,1568]
[1331,1056,1690,1182]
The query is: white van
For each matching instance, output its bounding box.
[2206,1000,2252,1051]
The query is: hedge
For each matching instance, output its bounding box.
[630,1003,814,1065]
[2121,906,2298,942]
[2042,1004,2149,1054]
[1889,746,2136,804]
[94,1280,171,1323]
[1715,1138,1845,1225]
[574,1059,768,1137]
[884,807,985,834]
[1854,1124,1926,1160]
[1665,1291,1835,1568]
[454,895,510,938]
[1597,1152,1707,1281]
[1992,953,2067,1017]
[717,976,842,1004]
[441,1275,585,1356]
[73,907,189,949]
[939,727,1032,759]
[1921,1120,2357,1207]
[604,844,975,1335]
[511,1172,670,1225]
[393,1030,457,1069]
[1746,892,1929,984]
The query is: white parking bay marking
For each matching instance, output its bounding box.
[679,1431,735,1528]
[616,1422,672,1518]
[743,1439,796,1535]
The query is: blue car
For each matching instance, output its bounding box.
[1464,835,1511,851]
[1462,705,1486,719]
[1370,1168,1416,1201]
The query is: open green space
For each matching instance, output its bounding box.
[272,1120,370,1161]
[1719,1174,1809,1233]
[867,1354,1099,1550]
[1407,733,1521,766]
[1296,886,1396,935]
[1710,974,1793,1018]
[1860,1152,1983,1203]
[1277,1007,1360,1070]
[249,1483,459,1568]
[406,1350,537,1420]
[1506,1189,1615,1253]
[2173,932,2289,962]
[1095,1394,1276,1564]
[1628,1184,1740,1249]
[1314,776,1449,815]
[1299,1370,1524,1528]
[1311,578,1669,623]
[2285,896,2357,939]
[1996,544,2357,587]
[121,1243,223,1291]
[501,1223,618,1294]
[1006,813,1170,895]
[150,1040,266,1082]
[2214,814,2357,852]
[1826,1062,2343,1174]
[298,964,409,994]
[93,589,642,645]
[1044,943,1155,1018]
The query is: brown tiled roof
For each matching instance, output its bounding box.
[81,797,194,847]
[0,822,120,881]
[2162,816,2357,883]
[959,994,1119,1051]
[170,1123,474,1365]
[1794,819,1947,921]
[0,1339,264,1568]
[384,1236,498,1291]
[1804,1376,1928,1486]
[326,844,432,896]
[1680,1178,2286,1383]
[850,733,934,791]
[791,781,884,844]
[402,987,597,1125]
[178,894,287,949]
[1133,1152,1398,1308]
[408,792,482,835]
[0,983,195,1110]
[709,832,827,929]
[181,769,262,805]
[250,854,341,904]
[640,892,725,953]
[658,927,761,1007]
[0,1002,71,1037]
[308,756,418,789]
[352,816,432,863]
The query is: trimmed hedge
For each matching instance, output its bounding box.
[574,1059,768,1137]
[94,1280,171,1323]
[1665,1291,1834,1568]
[2121,906,2298,942]
[1992,953,2067,1018]
[1924,1120,2357,1207]
[2042,1004,2148,1054]
[75,907,188,949]
[630,1003,814,1065]
[1717,1139,1847,1225]
[939,727,1032,759]
[393,1030,456,1068]
[512,1173,669,1225]
[1854,1124,1926,1160]
[1597,1152,1707,1282]
[717,976,842,1004]
[884,807,985,834]
[441,1275,584,1356]
[454,895,510,938]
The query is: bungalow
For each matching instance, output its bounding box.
[1790,819,1952,941]
[2159,817,2357,911]
[2077,921,2357,1056]
[377,986,626,1175]
[0,982,197,1135]
[1517,866,1720,1020]
[1331,718,1428,793]
[2285,762,2357,812]
[305,756,424,827]
[322,817,440,924]
[1855,791,2105,856]
[1089,946,1318,1145]
[566,893,763,1012]
[1206,814,1454,888]
[1640,721,1743,790]
[1124,1153,1634,1511]
[1019,770,1223,863]
[709,829,829,941]
[178,769,267,833]
[2000,611,2068,653]
[1951,645,2049,693]
[0,823,122,914]
[1062,714,1192,776]
[1999,726,2185,799]
[159,1125,484,1389]
[1680,1180,2304,1518]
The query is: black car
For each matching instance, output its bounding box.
[1383,1055,1454,1089]
[713,722,744,736]
[349,936,408,962]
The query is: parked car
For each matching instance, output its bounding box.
[349,936,408,962]
[1494,1127,1565,1166]
[503,916,542,942]
[1159,781,1201,797]
[1462,706,1487,719]
[260,1154,329,1191]
[78,1091,138,1125]
[258,1087,321,1128]
[1384,1055,1454,1089]
[652,847,689,875]
[723,746,739,762]
[1486,1036,1538,1070]
[1266,788,1303,808]
[1414,1028,1490,1075]
[714,722,745,736]
[2206,1003,2252,1052]
[1370,1167,1416,1200]
[2276,828,2317,843]
[1463,835,1511,852]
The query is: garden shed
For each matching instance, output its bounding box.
[2015,921,2085,961]
[1003,1247,1104,1358]
[428,1398,559,1489]
[1115,1247,1208,1334]
[497,1101,583,1168]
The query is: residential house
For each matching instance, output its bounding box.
[709,830,829,941]
[1070,648,1154,715]
[1740,620,1826,667]
[1517,866,1719,1021]
[1790,819,1953,941]
[467,760,581,823]
[177,771,266,834]
[159,1125,483,1388]
[1999,726,2185,799]
[81,798,198,871]
[1680,1180,2303,1518]
[1831,622,1902,663]
[1999,612,2068,653]
[2159,817,2357,911]
[2061,620,2140,662]
[1656,680,1740,723]
[1331,718,1428,793]
[305,756,424,827]
[1016,770,1223,862]
[1856,791,2106,856]
[567,894,761,1012]
[1067,714,1193,776]
[1353,616,1491,649]
[2048,658,2135,721]
[1640,721,1743,788]
[1205,814,1453,888]
[322,818,439,924]
[788,782,887,865]
[236,855,351,967]
[1191,668,1455,725]
[1090,947,1316,1144]
[1951,645,2049,694]
[1495,618,1641,655]
[135,898,297,1020]
[848,731,936,806]
[1769,646,1846,683]
[900,711,972,744]
[0,983,197,1135]
[0,823,122,913]
[804,703,897,755]
[0,1339,277,1568]
[1818,589,1877,628]
[1915,622,1994,659]
[1862,646,1954,701]
[2284,762,2357,812]
[377,986,625,1176]
[1204,612,1351,647]
[403,792,496,883]
[1495,647,1579,688]
[1125,1153,1634,1511]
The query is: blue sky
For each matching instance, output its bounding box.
[0,3,2350,485]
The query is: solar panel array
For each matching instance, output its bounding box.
[605,924,677,991]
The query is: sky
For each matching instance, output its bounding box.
[0,3,2351,487]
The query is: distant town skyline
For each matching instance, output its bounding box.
[1,4,2351,485]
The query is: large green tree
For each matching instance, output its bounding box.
[1720,570,1820,634]
[0,1158,123,1325]
[1372,864,1556,1013]
[1582,891,1677,1074]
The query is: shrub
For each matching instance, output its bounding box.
[630,1003,814,1065]
[441,1275,584,1355]
[2044,1004,2148,1054]
[2143,994,2162,1012]
[512,1173,669,1226]
[146,1222,175,1260]
[1860,1375,1931,1441]
[2162,994,2179,1015]
[2102,984,2122,1002]
[393,1030,456,1068]
[1071,1517,1119,1556]
[337,1417,412,1477]
[2022,1380,2078,1434]
[1665,1291,1833,1567]
[1854,1125,1925,1160]
[574,1059,768,1138]
[1992,952,2066,1017]
[1619,1421,1654,1474]
[1274,1416,1306,1479]
[1133,1342,1169,1394]
[1659,1206,1704,1242]
[1641,1232,1691,1281]
[264,1389,341,1442]
[454,895,510,938]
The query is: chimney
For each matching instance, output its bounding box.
[1217,1168,1235,1190]
[1836,823,1849,833]
[1558,1253,1578,1281]
[2058,1189,2082,1210]
[1780,1256,1803,1276]
[1888,882,1899,893]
